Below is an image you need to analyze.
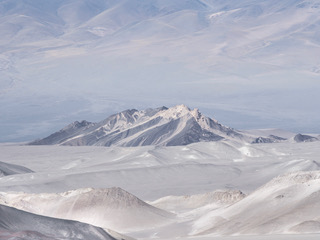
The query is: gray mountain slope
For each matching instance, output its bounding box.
[29,105,243,147]
[294,133,318,143]
[0,161,33,177]
[0,204,116,240]
[29,120,96,145]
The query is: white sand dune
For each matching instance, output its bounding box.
[1,141,319,199]
[2,171,319,239]
[0,142,320,239]
[0,187,174,233]
[191,171,320,236]
[149,189,245,212]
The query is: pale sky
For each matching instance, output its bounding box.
[1,0,320,142]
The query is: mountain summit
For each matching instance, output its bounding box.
[30,105,243,147]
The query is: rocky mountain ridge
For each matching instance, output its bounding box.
[30,105,243,147]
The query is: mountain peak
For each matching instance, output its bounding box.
[65,120,93,130]
[173,104,190,111]
[156,104,204,121]
[158,104,191,119]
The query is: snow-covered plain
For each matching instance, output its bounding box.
[1,138,320,239]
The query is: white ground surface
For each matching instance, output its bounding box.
[1,140,320,199]
[0,139,320,239]
[182,234,320,240]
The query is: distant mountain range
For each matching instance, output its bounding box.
[1,0,320,142]
[29,105,318,147]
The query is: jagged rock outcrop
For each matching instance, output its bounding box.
[294,133,318,143]
[252,135,287,144]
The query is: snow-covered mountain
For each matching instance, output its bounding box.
[30,105,245,146]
